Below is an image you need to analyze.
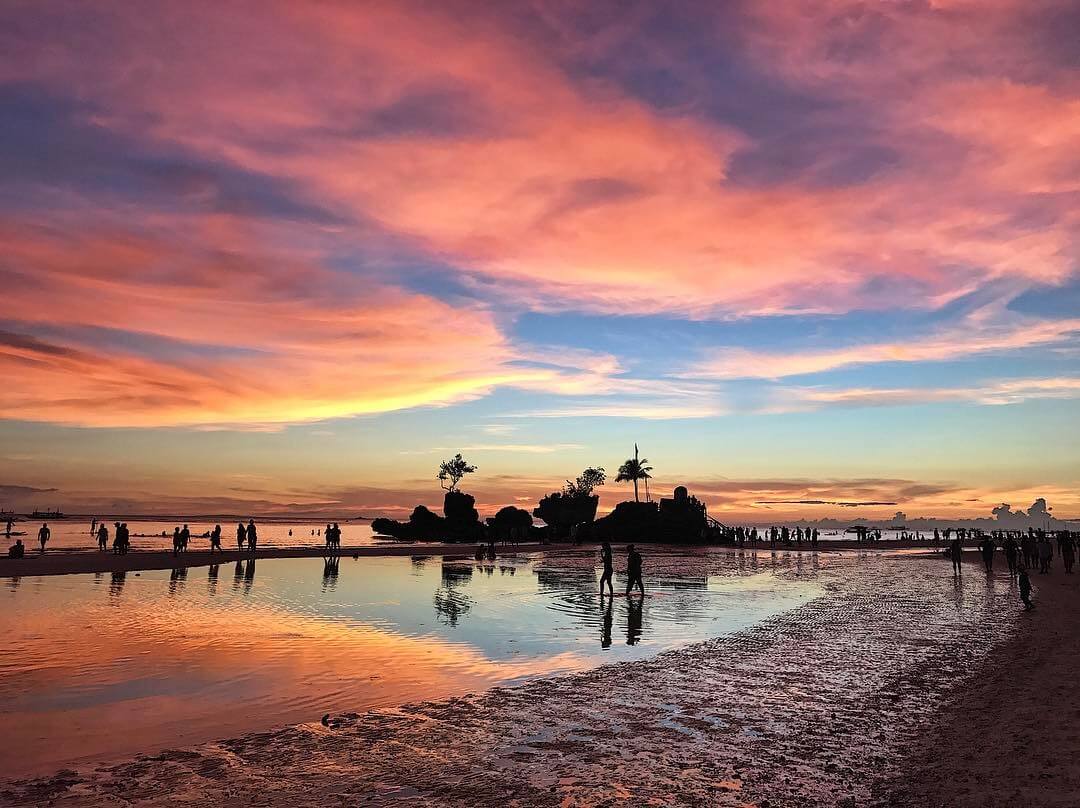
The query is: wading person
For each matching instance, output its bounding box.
[210,524,222,554]
[236,522,246,552]
[37,522,50,553]
[599,540,614,597]
[625,544,644,597]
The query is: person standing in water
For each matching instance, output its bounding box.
[97,522,109,552]
[245,519,257,552]
[179,523,190,553]
[172,527,182,556]
[236,522,246,552]
[210,524,222,554]
[37,522,50,553]
[1018,567,1034,610]
[625,544,644,596]
[599,540,614,597]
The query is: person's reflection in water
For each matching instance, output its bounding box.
[6,575,20,592]
[232,559,245,591]
[207,563,219,596]
[243,558,256,594]
[169,566,188,596]
[322,555,340,591]
[601,596,613,649]
[109,570,126,600]
[626,597,643,645]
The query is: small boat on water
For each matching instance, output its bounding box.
[31,509,65,519]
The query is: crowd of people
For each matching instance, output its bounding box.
[945,528,1075,609]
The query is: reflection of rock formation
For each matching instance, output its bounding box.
[372,491,485,542]
[534,493,599,539]
[434,561,474,626]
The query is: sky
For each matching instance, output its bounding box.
[1,0,1078,524]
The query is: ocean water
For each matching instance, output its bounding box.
[0,550,822,775]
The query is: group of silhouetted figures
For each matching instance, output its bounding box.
[947,528,1076,610]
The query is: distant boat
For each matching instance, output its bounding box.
[31,509,65,519]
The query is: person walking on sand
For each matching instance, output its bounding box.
[625,544,644,597]
[1061,533,1076,574]
[949,536,963,575]
[1003,535,1018,575]
[599,540,614,597]
[210,524,222,554]
[97,522,109,552]
[1018,567,1034,610]
[1037,535,1053,574]
[979,534,995,573]
[37,522,50,553]
[245,519,257,553]
[236,522,246,552]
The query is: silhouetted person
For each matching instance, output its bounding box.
[180,523,190,552]
[1018,567,1034,609]
[6,518,13,538]
[172,527,182,556]
[210,524,222,553]
[1037,536,1053,573]
[1061,534,1076,574]
[37,522,50,553]
[246,519,257,552]
[237,522,246,551]
[625,544,644,596]
[949,536,962,575]
[324,523,333,551]
[8,539,24,558]
[599,540,614,596]
[626,597,643,645]
[1003,535,1018,575]
[979,535,995,573]
[1021,533,1037,568]
[97,522,109,552]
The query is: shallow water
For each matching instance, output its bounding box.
[6,518,381,552]
[0,551,821,775]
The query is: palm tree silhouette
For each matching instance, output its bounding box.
[615,444,653,503]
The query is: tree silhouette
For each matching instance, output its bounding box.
[564,467,606,498]
[615,444,652,503]
[437,453,477,492]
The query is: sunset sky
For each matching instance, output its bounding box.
[1,0,1078,522]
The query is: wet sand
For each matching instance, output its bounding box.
[0,539,950,578]
[3,550,1049,807]
[873,560,1080,807]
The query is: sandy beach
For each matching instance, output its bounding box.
[5,548,1071,807]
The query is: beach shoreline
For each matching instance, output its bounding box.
[0,539,954,578]
[4,550,1054,807]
